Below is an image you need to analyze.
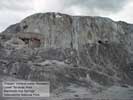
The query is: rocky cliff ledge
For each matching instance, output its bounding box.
[0,12,133,99]
[2,13,133,51]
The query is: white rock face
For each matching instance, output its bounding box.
[3,13,133,52]
[1,12,133,99]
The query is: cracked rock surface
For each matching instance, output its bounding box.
[0,12,133,100]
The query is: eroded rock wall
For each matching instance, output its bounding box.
[1,13,133,91]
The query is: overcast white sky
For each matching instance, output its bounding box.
[0,0,133,32]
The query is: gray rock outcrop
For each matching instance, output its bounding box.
[0,12,133,99]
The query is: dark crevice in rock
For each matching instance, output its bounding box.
[23,24,28,29]
[98,40,102,44]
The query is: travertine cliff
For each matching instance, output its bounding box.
[0,12,133,99]
[3,13,133,51]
